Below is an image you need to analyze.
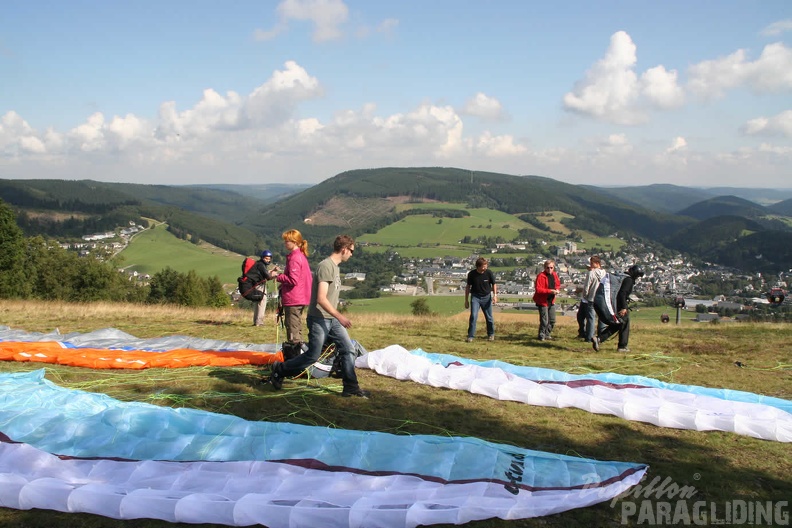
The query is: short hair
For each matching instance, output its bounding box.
[475,257,488,268]
[333,234,355,253]
[589,255,601,266]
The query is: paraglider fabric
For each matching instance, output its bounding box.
[0,326,281,368]
[0,369,647,527]
[357,346,792,443]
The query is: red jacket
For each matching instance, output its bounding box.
[533,271,561,306]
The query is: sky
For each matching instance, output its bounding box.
[1,1,791,188]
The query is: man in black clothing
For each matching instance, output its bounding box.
[464,257,498,342]
[592,264,644,352]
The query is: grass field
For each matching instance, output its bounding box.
[114,223,245,285]
[0,299,789,527]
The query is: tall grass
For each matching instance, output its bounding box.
[0,299,789,527]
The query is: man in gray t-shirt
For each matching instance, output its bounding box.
[269,235,369,398]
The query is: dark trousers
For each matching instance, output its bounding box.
[537,304,556,339]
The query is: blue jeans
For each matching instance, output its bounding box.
[281,315,360,390]
[467,294,494,339]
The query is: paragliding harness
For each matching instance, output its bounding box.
[594,271,629,325]
[237,257,266,302]
[276,295,303,361]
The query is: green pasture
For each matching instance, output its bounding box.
[358,207,534,248]
[114,224,244,285]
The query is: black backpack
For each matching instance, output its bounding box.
[237,257,265,301]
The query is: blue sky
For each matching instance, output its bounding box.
[2,1,791,187]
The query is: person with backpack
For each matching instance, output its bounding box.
[592,264,644,352]
[252,250,277,327]
[271,229,312,359]
[533,260,562,341]
[581,255,606,342]
[269,235,369,398]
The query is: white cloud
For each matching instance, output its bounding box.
[472,132,526,157]
[687,42,792,98]
[666,136,688,153]
[563,31,684,125]
[641,66,685,108]
[255,0,349,42]
[760,19,792,37]
[377,18,399,35]
[462,92,504,120]
[742,110,792,137]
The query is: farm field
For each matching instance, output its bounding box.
[114,223,245,285]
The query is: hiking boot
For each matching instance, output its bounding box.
[269,361,283,390]
[341,388,370,398]
[617,347,631,352]
[487,335,495,341]
[592,336,600,352]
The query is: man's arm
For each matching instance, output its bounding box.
[316,280,352,328]
[464,284,471,308]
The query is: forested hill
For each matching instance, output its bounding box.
[250,167,692,241]
[0,179,269,254]
[3,168,792,273]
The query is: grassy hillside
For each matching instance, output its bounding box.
[0,299,789,527]
[114,223,245,285]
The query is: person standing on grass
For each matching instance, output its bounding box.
[252,250,277,327]
[533,259,562,341]
[269,235,369,398]
[464,257,497,342]
[271,229,312,360]
[581,255,606,343]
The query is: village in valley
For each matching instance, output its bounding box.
[374,239,790,320]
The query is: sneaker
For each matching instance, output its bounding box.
[487,335,495,341]
[341,388,370,398]
[269,361,283,390]
[592,336,600,352]
[466,337,474,343]
[545,336,554,341]
[617,347,631,352]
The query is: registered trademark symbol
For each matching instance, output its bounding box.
[693,473,700,480]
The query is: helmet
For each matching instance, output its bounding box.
[261,250,273,258]
[627,265,644,279]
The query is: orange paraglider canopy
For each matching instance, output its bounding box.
[0,341,283,369]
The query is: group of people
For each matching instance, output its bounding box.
[464,256,643,351]
[252,231,369,399]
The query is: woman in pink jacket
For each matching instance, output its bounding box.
[274,229,313,359]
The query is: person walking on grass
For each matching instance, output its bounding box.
[464,257,497,342]
[592,264,644,353]
[533,259,562,341]
[253,250,277,327]
[269,235,369,398]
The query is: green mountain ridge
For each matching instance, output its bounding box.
[3,168,792,273]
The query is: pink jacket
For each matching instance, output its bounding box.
[276,248,313,306]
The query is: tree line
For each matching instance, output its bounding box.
[0,199,229,307]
